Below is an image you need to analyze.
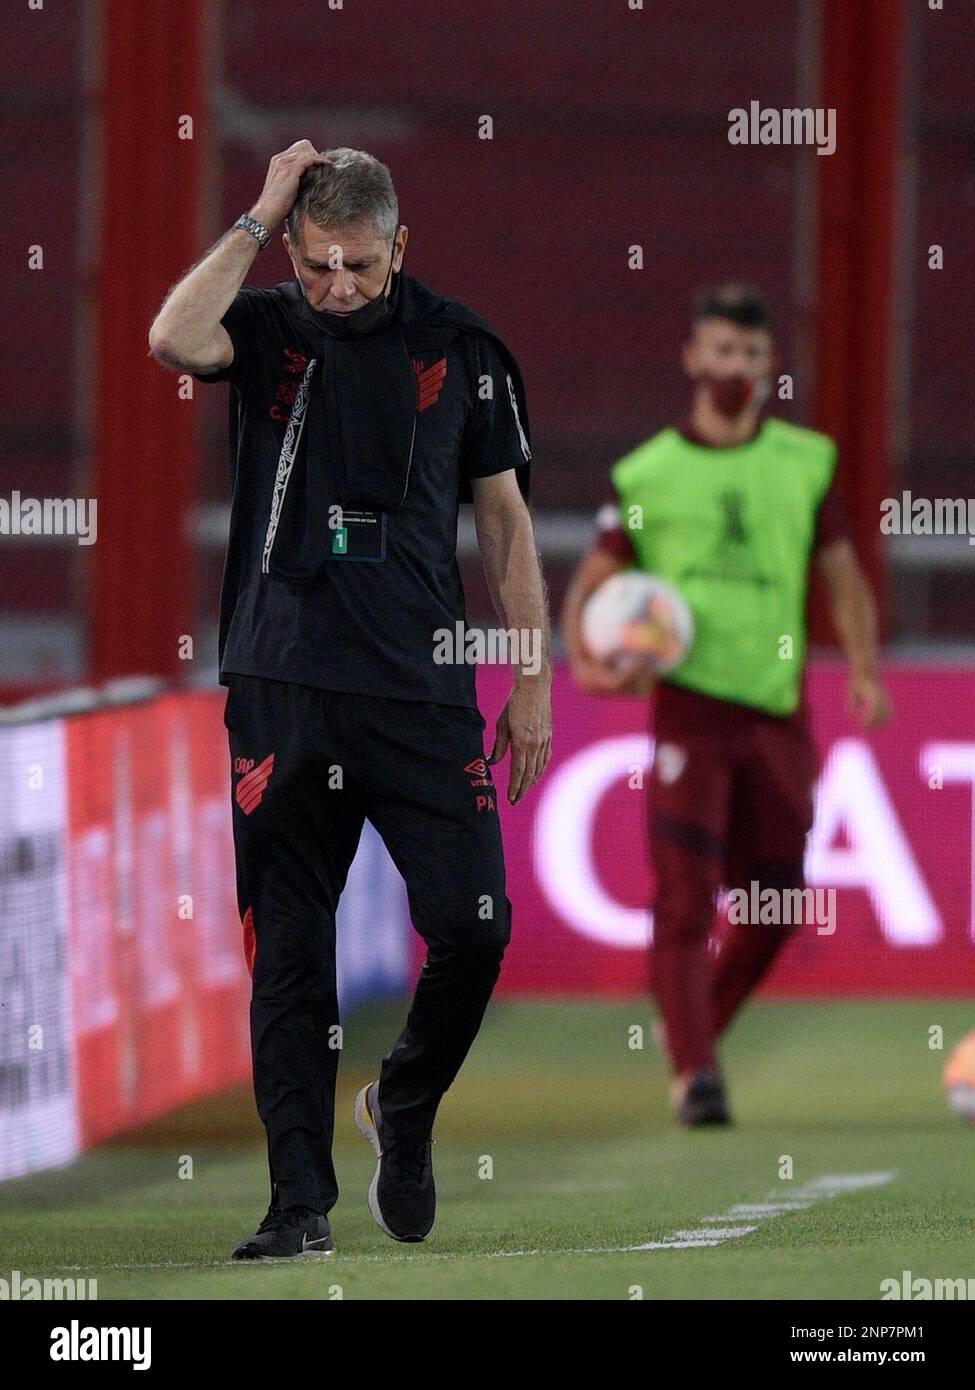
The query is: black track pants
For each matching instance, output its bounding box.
[224,674,511,1215]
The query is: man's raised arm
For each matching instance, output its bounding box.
[148,138,329,374]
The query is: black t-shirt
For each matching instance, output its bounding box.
[194,283,531,707]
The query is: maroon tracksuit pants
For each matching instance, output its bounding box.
[648,683,820,1076]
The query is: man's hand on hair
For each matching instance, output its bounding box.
[250,140,330,232]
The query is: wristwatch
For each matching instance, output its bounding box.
[233,213,271,250]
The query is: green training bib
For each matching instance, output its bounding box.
[610,418,836,715]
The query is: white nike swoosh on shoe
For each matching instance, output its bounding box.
[302,1233,332,1252]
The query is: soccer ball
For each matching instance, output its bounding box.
[582,572,694,676]
[943,1030,975,1122]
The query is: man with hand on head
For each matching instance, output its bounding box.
[150,140,551,1257]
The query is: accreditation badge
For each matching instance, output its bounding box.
[327,509,387,562]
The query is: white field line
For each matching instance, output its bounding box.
[49,1171,896,1273]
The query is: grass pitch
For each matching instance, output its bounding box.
[1,1000,973,1300]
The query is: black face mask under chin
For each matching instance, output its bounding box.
[297,240,401,339]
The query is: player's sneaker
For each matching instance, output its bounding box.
[232,1202,333,1259]
[677,1070,732,1127]
[355,1081,436,1242]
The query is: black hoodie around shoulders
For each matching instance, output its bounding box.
[193,274,532,706]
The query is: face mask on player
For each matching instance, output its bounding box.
[703,373,770,420]
[297,236,401,340]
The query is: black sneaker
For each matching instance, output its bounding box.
[678,1071,732,1127]
[232,1202,333,1259]
[355,1081,436,1242]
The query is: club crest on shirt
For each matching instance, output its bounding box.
[412,356,447,411]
